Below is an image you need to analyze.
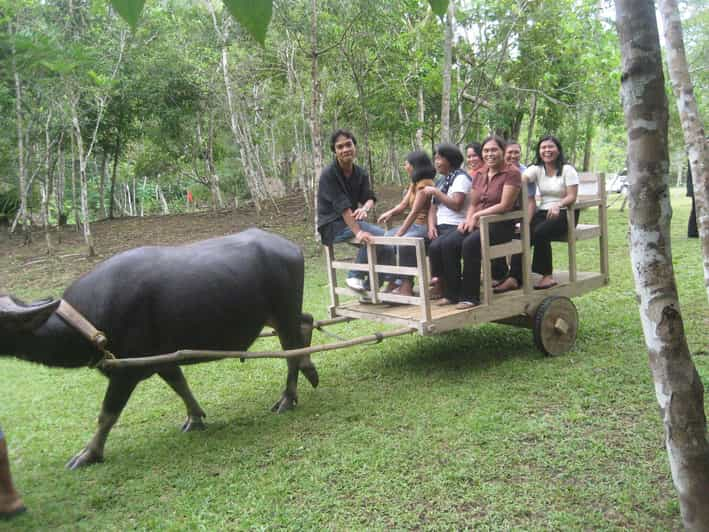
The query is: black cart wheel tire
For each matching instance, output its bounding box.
[533,296,578,356]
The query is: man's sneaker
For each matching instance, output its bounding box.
[346,277,366,292]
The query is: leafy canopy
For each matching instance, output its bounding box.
[109,0,449,43]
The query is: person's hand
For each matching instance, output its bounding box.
[377,211,391,224]
[546,204,561,219]
[355,230,374,244]
[428,225,438,240]
[353,207,370,221]
[457,221,467,234]
[423,186,438,198]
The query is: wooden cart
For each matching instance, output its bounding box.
[323,173,609,356]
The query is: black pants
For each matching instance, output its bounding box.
[509,209,579,283]
[430,222,515,302]
[428,224,459,280]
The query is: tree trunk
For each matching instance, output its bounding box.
[582,108,594,172]
[55,138,65,241]
[98,151,107,218]
[11,21,31,244]
[416,83,425,150]
[42,111,53,252]
[525,93,537,162]
[658,0,709,301]
[109,132,121,219]
[616,2,709,529]
[70,125,80,232]
[70,99,95,256]
[310,0,323,234]
[440,2,454,143]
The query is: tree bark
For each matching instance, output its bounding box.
[616,1,709,529]
[310,0,323,234]
[11,20,31,244]
[440,2,454,143]
[658,0,709,301]
[525,93,537,162]
[70,98,95,256]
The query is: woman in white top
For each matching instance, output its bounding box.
[495,135,579,292]
[421,143,472,299]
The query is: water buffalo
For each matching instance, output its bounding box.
[0,229,319,469]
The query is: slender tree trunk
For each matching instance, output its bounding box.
[98,152,107,218]
[42,111,53,252]
[582,108,594,172]
[310,0,323,234]
[11,21,31,244]
[109,132,121,219]
[55,138,65,241]
[616,2,709,529]
[70,125,79,232]
[440,2,454,143]
[70,98,95,256]
[658,0,709,301]
[417,83,425,150]
[525,94,537,162]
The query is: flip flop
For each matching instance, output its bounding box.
[455,300,478,310]
[493,277,519,294]
[534,281,558,290]
[0,506,27,520]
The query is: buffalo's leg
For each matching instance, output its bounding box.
[271,313,318,413]
[66,375,139,470]
[158,366,206,432]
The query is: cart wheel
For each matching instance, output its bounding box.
[533,296,578,356]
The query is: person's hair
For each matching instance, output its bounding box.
[464,142,482,159]
[405,150,436,183]
[481,135,506,154]
[505,139,521,151]
[329,129,357,153]
[533,135,566,176]
[435,142,464,170]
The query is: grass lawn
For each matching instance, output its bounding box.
[1,188,707,530]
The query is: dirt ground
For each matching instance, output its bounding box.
[0,186,405,296]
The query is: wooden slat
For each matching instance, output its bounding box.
[330,261,419,276]
[566,208,577,282]
[488,240,522,259]
[365,242,379,304]
[480,218,493,306]
[324,245,339,318]
[415,239,432,322]
[575,225,602,240]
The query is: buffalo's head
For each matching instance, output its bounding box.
[0,295,60,334]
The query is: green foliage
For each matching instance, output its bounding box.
[110,0,146,29]
[222,0,272,45]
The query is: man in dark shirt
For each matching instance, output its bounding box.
[317,129,393,291]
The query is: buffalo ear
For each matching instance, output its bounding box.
[0,296,61,332]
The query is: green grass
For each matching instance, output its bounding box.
[2,189,707,530]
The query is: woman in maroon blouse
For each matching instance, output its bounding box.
[433,135,521,309]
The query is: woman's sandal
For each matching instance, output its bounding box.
[493,277,520,294]
[455,300,478,310]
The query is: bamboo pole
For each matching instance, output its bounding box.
[98,326,416,370]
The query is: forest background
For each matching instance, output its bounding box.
[1,0,706,241]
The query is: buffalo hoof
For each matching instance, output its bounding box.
[301,366,319,388]
[65,448,104,470]
[181,416,206,432]
[271,394,297,413]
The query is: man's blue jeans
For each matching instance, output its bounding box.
[331,220,393,279]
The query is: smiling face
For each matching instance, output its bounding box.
[334,135,357,167]
[505,143,522,167]
[434,153,452,175]
[482,140,504,170]
[466,147,483,171]
[539,139,560,165]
